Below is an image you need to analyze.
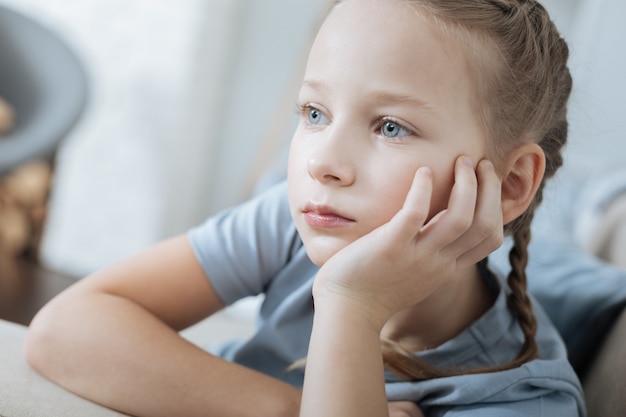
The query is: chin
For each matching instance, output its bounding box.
[305,248,333,267]
[302,240,345,267]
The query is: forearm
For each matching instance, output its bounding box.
[25,290,301,417]
[300,298,389,417]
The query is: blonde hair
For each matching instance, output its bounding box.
[378,0,573,380]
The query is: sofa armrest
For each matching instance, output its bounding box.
[583,307,626,417]
[0,319,129,417]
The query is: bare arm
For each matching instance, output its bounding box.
[25,235,301,417]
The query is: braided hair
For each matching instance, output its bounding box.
[377,0,573,380]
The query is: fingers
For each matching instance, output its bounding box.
[387,401,424,417]
[421,156,478,247]
[378,155,503,269]
[387,166,433,241]
[445,159,504,267]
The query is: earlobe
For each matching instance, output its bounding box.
[500,144,546,225]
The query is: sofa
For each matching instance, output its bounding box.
[0,309,255,417]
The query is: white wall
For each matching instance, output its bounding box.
[562,0,626,175]
[0,0,325,276]
[0,0,214,275]
[192,0,324,217]
[543,0,626,176]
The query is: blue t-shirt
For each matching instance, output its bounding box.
[188,181,586,416]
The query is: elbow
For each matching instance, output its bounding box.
[23,299,72,379]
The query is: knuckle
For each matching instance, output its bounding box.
[476,220,498,240]
[484,227,504,250]
[492,232,504,249]
[406,206,429,223]
[449,213,472,235]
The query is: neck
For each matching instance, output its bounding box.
[380,263,496,352]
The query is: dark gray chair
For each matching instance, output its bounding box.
[0,5,88,174]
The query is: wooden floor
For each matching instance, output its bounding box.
[0,256,76,326]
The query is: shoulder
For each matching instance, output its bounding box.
[187,180,303,303]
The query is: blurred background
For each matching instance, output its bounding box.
[0,0,322,280]
[0,0,624,280]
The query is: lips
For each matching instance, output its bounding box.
[302,203,355,228]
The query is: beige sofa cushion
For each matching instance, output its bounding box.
[0,319,128,417]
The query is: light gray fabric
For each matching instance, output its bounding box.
[188,180,586,416]
[0,4,88,174]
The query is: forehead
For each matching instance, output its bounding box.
[308,0,478,110]
[310,1,472,82]
[321,0,464,55]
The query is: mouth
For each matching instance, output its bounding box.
[302,203,355,228]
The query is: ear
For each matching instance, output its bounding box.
[500,143,546,226]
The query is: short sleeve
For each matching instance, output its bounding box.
[187,181,299,305]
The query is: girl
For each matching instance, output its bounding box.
[25,0,584,416]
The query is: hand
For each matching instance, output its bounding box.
[313,156,503,329]
[388,401,424,417]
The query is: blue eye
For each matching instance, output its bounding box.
[307,108,328,125]
[381,120,410,138]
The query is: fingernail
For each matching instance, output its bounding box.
[461,156,473,167]
[418,166,432,177]
[481,160,494,170]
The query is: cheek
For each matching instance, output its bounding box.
[374,161,455,224]
[363,168,416,224]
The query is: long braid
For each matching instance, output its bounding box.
[506,222,539,364]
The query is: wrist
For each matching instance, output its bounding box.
[312,289,390,335]
[303,289,389,417]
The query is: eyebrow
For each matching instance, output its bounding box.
[369,90,433,110]
[301,79,434,111]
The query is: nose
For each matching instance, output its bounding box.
[306,128,356,186]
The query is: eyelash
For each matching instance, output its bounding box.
[295,102,322,118]
[294,102,417,139]
[376,117,413,139]
[294,102,308,117]
[295,102,328,127]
